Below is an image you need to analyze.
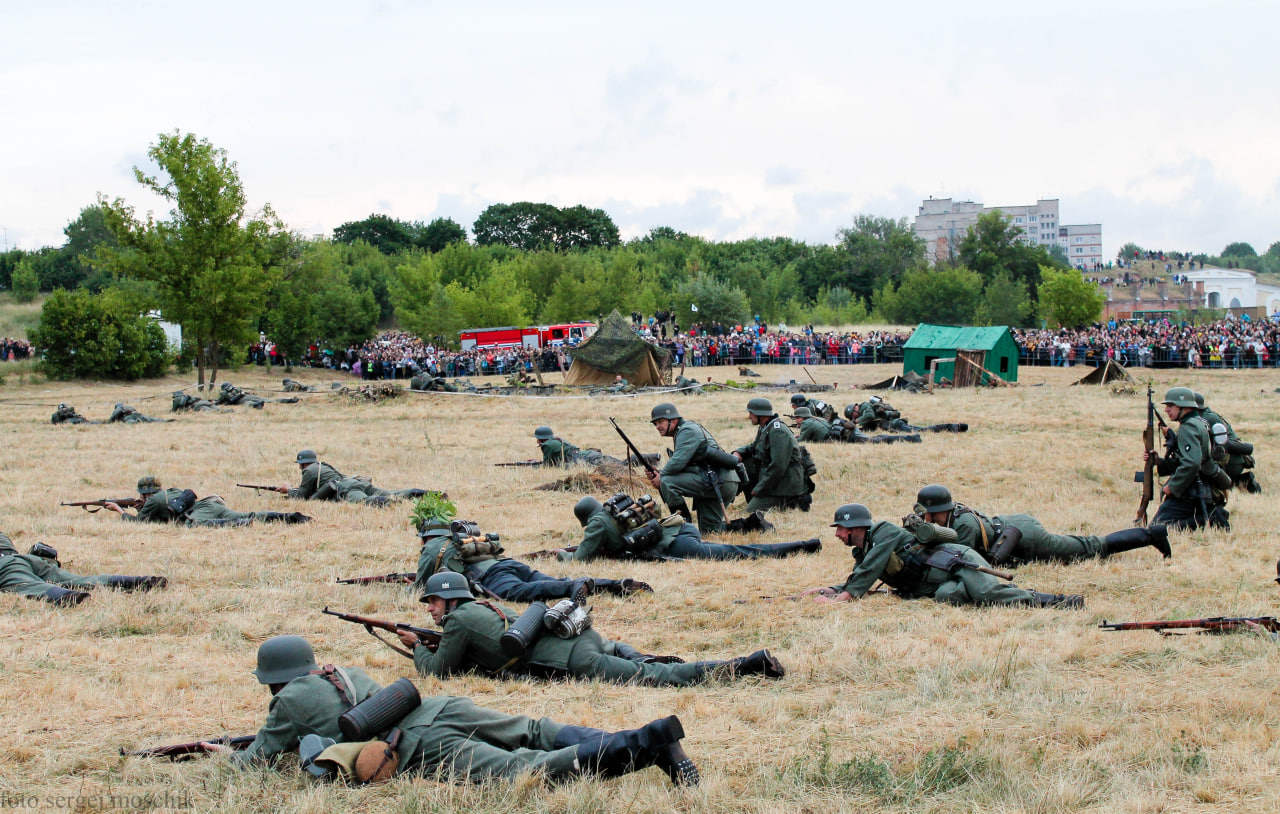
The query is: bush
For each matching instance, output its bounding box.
[29,288,171,380]
[11,260,39,303]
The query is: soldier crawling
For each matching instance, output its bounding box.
[283,449,430,506]
[532,426,631,468]
[103,476,310,526]
[1,532,165,606]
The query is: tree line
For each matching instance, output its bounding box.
[8,131,1127,381]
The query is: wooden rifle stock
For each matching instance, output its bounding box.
[1099,616,1280,635]
[122,734,254,760]
[335,572,416,585]
[525,546,576,560]
[1135,383,1157,525]
[60,497,143,512]
[321,606,441,658]
[236,483,289,494]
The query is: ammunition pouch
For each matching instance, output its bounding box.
[501,602,548,658]
[338,677,421,742]
[1224,438,1254,455]
[544,598,592,638]
[167,489,197,517]
[621,518,664,553]
[989,526,1022,566]
[882,545,929,594]
[28,542,59,563]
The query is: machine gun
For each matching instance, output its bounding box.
[237,483,289,494]
[1099,616,1280,635]
[608,417,660,478]
[335,572,416,585]
[322,607,441,658]
[121,734,254,760]
[60,497,143,513]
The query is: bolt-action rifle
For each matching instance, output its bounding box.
[121,734,254,760]
[922,548,1014,581]
[494,460,544,467]
[1099,616,1280,635]
[608,417,660,478]
[60,497,143,513]
[237,483,289,494]
[335,572,416,585]
[322,607,441,658]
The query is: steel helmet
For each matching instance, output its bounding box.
[916,484,954,513]
[296,449,319,465]
[650,403,681,422]
[790,394,807,406]
[574,496,603,527]
[421,572,474,602]
[831,503,873,529]
[533,426,554,440]
[253,635,318,685]
[136,475,161,495]
[746,397,775,416]
[1161,387,1197,408]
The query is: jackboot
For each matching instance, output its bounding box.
[728,649,785,678]
[596,578,654,596]
[1027,592,1084,609]
[573,715,686,777]
[37,586,91,606]
[554,718,698,787]
[105,576,168,592]
[653,740,701,786]
[725,510,774,533]
[569,578,594,604]
[871,434,922,444]
[1103,525,1170,559]
[753,538,822,557]
[924,423,969,432]
[285,512,312,524]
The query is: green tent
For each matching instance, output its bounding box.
[901,324,1018,384]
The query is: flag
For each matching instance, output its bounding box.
[691,304,699,312]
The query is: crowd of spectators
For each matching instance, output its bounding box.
[1014,314,1280,368]
[2,337,33,361]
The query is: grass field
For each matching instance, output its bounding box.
[0,292,43,340]
[1,361,1278,813]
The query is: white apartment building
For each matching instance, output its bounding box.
[913,197,1101,268]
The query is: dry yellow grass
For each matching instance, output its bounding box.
[2,361,1279,813]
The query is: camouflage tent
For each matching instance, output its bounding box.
[1071,358,1134,386]
[563,311,672,386]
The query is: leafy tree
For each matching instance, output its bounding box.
[30,288,170,379]
[873,266,983,325]
[629,226,691,245]
[975,272,1032,327]
[411,217,467,252]
[957,211,1063,300]
[0,249,23,290]
[834,215,925,302]
[389,253,450,341]
[473,202,620,251]
[1266,241,1280,259]
[10,259,39,303]
[1221,241,1257,257]
[671,273,749,327]
[333,214,415,255]
[1117,242,1143,262]
[62,204,120,291]
[99,130,283,386]
[262,240,378,360]
[1037,266,1105,328]
[791,244,857,303]
[809,286,869,326]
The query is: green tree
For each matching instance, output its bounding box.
[1221,241,1257,257]
[873,266,983,325]
[809,286,869,326]
[10,259,39,303]
[99,131,283,386]
[389,253,451,341]
[1117,242,1143,262]
[63,204,120,291]
[472,202,620,251]
[1037,266,1105,328]
[975,272,1032,327]
[262,239,378,360]
[957,211,1063,300]
[834,215,925,302]
[411,217,467,252]
[333,214,415,255]
[671,273,749,327]
[30,288,170,379]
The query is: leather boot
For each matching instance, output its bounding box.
[924,423,968,432]
[596,578,654,596]
[285,512,312,524]
[725,510,774,533]
[573,715,686,777]
[569,578,594,604]
[1027,592,1084,609]
[554,718,698,787]
[653,741,701,786]
[728,649,785,678]
[38,586,90,606]
[1103,526,1170,559]
[106,576,168,592]
[754,538,822,557]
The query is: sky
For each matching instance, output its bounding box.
[3,0,1278,260]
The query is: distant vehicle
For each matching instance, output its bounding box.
[458,322,596,351]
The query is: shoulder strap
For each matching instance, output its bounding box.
[312,664,358,707]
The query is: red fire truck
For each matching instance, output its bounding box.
[458,321,596,351]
